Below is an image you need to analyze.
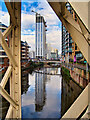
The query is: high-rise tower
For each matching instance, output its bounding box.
[35,14,47,59]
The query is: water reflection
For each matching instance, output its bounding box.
[21,70,30,94]
[61,78,82,116]
[22,68,61,118]
[35,69,47,112]
[22,67,82,119]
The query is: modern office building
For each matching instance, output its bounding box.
[35,14,47,59]
[61,3,83,63]
[46,43,52,60]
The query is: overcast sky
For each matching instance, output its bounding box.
[0,0,62,53]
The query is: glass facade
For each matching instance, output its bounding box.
[62,2,83,62]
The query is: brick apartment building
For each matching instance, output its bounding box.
[0,22,30,69]
[21,41,31,65]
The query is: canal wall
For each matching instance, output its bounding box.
[61,63,90,88]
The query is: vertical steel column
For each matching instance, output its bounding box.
[10,2,21,118]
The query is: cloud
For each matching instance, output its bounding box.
[21,13,35,30]
[47,27,62,51]
[21,1,61,53]
[0,10,10,26]
[21,33,35,51]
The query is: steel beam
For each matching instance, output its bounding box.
[48,2,90,65]
[3,24,14,39]
[0,31,18,67]
[0,66,12,88]
[0,85,18,109]
[61,83,90,118]
[4,0,17,26]
[6,105,13,119]
[9,2,21,118]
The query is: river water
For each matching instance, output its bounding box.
[21,67,82,119]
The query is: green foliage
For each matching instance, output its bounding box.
[61,67,71,82]
[22,61,44,72]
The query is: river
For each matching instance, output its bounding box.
[21,67,82,119]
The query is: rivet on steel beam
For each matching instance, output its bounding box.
[16,100,19,102]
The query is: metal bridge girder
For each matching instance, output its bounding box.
[0,1,21,119]
[48,1,90,65]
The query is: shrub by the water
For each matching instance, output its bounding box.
[61,67,71,82]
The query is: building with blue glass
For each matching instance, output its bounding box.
[61,3,83,63]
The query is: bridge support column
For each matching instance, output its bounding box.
[9,2,21,118]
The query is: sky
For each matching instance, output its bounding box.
[0,0,62,54]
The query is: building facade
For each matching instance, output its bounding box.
[51,48,58,60]
[0,22,9,68]
[30,51,35,59]
[35,14,47,59]
[46,43,52,60]
[61,3,83,63]
[21,41,30,63]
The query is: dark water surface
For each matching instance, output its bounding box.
[21,67,82,119]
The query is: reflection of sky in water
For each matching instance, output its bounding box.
[22,68,62,118]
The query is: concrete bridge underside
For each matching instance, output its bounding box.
[0,0,89,119]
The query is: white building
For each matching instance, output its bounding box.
[35,14,47,59]
[46,43,52,60]
[30,51,35,58]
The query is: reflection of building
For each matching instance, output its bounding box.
[35,14,47,59]
[21,71,29,94]
[21,41,30,63]
[0,22,9,68]
[30,51,35,58]
[35,69,46,111]
[61,3,83,63]
[61,77,82,117]
[47,68,58,74]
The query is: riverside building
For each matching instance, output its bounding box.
[35,14,47,59]
[0,22,9,68]
[62,2,83,63]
